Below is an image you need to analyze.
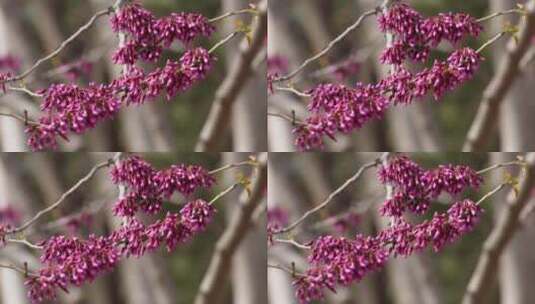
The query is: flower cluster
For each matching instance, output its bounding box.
[0,205,22,226]
[110,156,215,217]
[333,212,361,233]
[60,60,93,82]
[293,157,485,303]
[26,46,213,151]
[294,47,483,150]
[112,200,215,257]
[331,59,361,82]
[267,206,289,243]
[294,235,388,303]
[0,72,11,93]
[0,205,21,247]
[22,2,217,151]
[293,82,389,150]
[26,156,219,303]
[65,213,93,234]
[378,2,482,65]
[294,199,482,303]
[27,235,121,303]
[26,83,121,151]
[111,2,215,65]
[0,55,21,72]
[378,155,482,217]
[268,55,289,75]
[293,1,484,150]
[0,224,8,247]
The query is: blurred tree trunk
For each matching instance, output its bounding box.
[223,153,267,304]
[355,0,444,301]
[222,0,267,298]
[355,153,442,304]
[267,154,308,304]
[267,0,303,151]
[0,4,32,152]
[92,153,177,304]
[30,1,63,53]
[0,157,31,304]
[492,0,535,302]
[223,0,267,152]
[89,0,174,151]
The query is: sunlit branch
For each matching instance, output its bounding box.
[7,8,113,83]
[209,8,258,23]
[9,160,113,235]
[276,159,381,234]
[274,8,378,83]
[273,238,311,250]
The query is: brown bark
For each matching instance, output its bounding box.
[195,0,267,151]
[463,0,535,151]
[195,153,267,304]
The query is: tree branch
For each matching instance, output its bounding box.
[8,159,113,234]
[273,8,378,83]
[275,158,381,235]
[6,7,112,83]
[195,0,267,152]
[463,1,535,151]
[462,152,535,304]
[194,153,267,304]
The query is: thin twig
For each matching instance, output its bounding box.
[0,112,40,126]
[477,160,525,175]
[209,8,257,23]
[8,160,113,234]
[194,153,267,304]
[274,8,378,83]
[0,263,36,277]
[462,153,535,304]
[208,32,241,54]
[5,238,44,250]
[273,86,311,98]
[6,86,43,98]
[476,9,524,23]
[275,159,380,234]
[208,160,257,175]
[267,263,302,277]
[476,32,506,53]
[209,183,241,205]
[195,1,267,152]
[476,183,507,205]
[7,8,112,83]
[273,238,311,250]
[267,112,304,126]
[463,3,535,151]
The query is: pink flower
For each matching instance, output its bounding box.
[267,55,289,74]
[294,83,389,150]
[0,55,21,72]
[378,156,482,217]
[179,199,216,233]
[110,156,215,217]
[0,72,11,93]
[378,2,481,65]
[26,83,121,151]
[111,2,214,65]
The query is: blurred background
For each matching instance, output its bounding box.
[0,0,266,152]
[0,152,267,304]
[268,152,535,304]
[268,0,535,152]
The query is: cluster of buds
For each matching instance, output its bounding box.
[293,1,484,150]
[292,156,485,303]
[24,156,219,303]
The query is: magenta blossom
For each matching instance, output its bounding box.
[111,2,214,65]
[296,198,483,303]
